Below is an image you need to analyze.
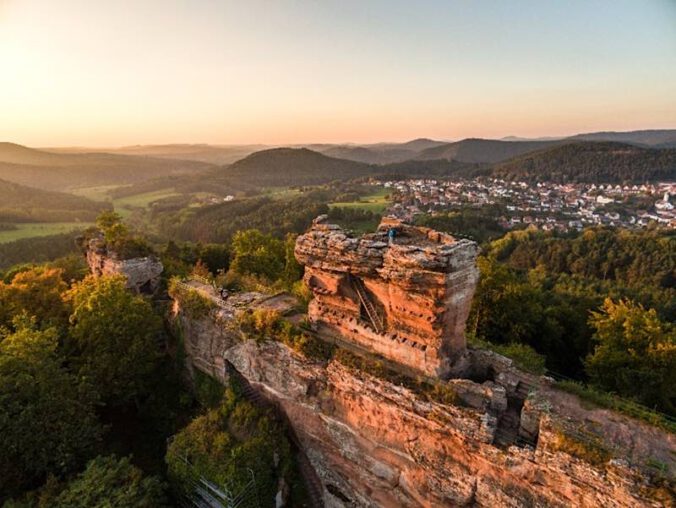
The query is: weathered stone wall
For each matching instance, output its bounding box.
[175,304,672,508]
[295,216,479,378]
[85,236,163,294]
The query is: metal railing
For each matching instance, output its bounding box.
[545,369,676,429]
[172,451,259,508]
[350,276,384,333]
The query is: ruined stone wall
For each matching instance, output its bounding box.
[295,216,479,378]
[174,304,672,508]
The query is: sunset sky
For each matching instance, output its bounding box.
[1,0,675,146]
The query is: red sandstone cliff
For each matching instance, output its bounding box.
[174,304,672,507]
[295,216,479,378]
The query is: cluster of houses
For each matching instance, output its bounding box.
[383,178,675,231]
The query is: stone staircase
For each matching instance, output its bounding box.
[350,276,384,333]
[493,381,537,449]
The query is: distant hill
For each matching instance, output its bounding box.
[315,138,447,164]
[0,142,215,191]
[396,138,448,151]
[567,129,676,147]
[220,148,374,186]
[58,144,266,165]
[415,138,561,163]
[319,145,386,164]
[376,159,488,179]
[491,142,676,183]
[0,178,110,222]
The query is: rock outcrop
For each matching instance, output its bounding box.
[171,216,672,507]
[295,216,479,378]
[174,303,673,508]
[85,234,163,294]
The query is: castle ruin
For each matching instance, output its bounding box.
[294,215,479,378]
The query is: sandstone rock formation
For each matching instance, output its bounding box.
[85,234,163,294]
[295,216,479,378]
[170,217,672,507]
[173,302,673,508]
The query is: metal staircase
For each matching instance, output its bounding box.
[350,276,385,333]
[225,362,325,508]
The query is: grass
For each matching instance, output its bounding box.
[330,187,391,214]
[0,222,91,244]
[113,189,179,209]
[548,427,612,467]
[71,184,123,202]
[264,187,303,200]
[556,380,676,434]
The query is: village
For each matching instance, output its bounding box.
[384,178,676,231]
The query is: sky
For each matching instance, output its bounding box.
[0,0,675,146]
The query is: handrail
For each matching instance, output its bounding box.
[546,369,676,426]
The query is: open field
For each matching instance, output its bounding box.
[329,187,391,214]
[113,189,180,216]
[265,187,303,200]
[0,222,91,244]
[71,184,122,202]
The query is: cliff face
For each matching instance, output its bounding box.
[85,236,163,294]
[175,304,672,508]
[295,216,479,378]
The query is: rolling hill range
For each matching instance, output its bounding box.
[0,143,215,191]
[315,138,448,164]
[105,147,377,198]
[567,129,676,148]
[415,138,562,163]
[491,142,676,183]
[47,143,267,165]
[221,147,374,186]
[0,178,110,222]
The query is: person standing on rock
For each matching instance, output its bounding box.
[387,227,397,245]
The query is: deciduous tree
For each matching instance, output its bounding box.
[66,275,161,405]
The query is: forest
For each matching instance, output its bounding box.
[492,142,676,183]
[0,215,309,506]
[0,204,674,505]
[468,226,675,414]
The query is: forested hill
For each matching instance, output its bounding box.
[491,142,676,183]
[0,142,214,191]
[415,138,561,163]
[220,148,374,186]
[0,179,110,222]
[567,129,676,148]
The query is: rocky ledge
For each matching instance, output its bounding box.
[85,235,163,294]
[174,300,674,508]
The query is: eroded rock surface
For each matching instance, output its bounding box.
[175,307,671,508]
[295,216,479,378]
[85,235,163,294]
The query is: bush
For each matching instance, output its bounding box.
[237,309,283,342]
[548,428,611,467]
[493,343,546,375]
[194,370,225,409]
[52,455,167,507]
[165,388,293,506]
[468,335,546,375]
[168,278,216,319]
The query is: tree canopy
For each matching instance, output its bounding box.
[586,299,676,413]
[49,456,167,508]
[66,275,161,405]
[0,322,101,499]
